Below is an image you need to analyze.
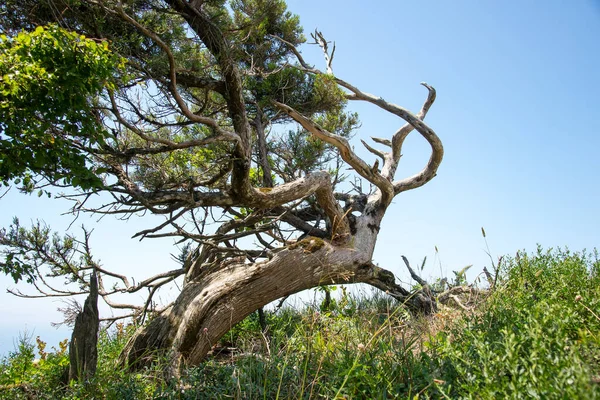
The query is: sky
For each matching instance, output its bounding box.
[1,0,599,356]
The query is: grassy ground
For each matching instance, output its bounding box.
[1,247,599,399]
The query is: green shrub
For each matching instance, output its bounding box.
[430,248,600,399]
[0,332,69,399]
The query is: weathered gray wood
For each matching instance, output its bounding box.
[69,270,99,382]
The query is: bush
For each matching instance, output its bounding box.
[430,248,600,399]
[0,332,69,399]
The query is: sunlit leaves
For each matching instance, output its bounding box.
[231,0,304,67]
[312,74,347,113]
[0,25,124,190]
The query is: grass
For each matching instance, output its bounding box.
[0,247,599,399]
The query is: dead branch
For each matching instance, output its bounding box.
[272,101,395,204]
[311,30,335,74]
[401,255,429,288]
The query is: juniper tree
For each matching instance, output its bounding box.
[0,0,443,370]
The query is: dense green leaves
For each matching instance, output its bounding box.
[0,25,123,190]
[429,248,600,398]
[231,0,303,75]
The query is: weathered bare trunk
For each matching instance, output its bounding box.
[113,3,442,371]
[69,270,99,382]
[120,238,434,371]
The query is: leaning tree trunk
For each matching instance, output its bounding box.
[69,269,99,382]
[119,238,435,372]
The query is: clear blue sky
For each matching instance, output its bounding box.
[1,0,599,356]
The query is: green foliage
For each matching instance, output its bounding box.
[231,0,304,66]
[429,248,600,399]
[270,109,358,180]
[250,67,348,116]
[126,124,232,191]
[0,1,358,195]
[80,324,156,400]
[312,73,347,113]
[0,332,37,387]
[0,218,88,284]
[0,332,69,399]
[0,25,123,190]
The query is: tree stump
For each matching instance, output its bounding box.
[68,270,99,382]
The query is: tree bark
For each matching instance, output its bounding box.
[110,1,443,373]
[120,240,435,371]
[69,270,99,382]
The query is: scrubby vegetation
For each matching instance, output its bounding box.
[1,248,599,399]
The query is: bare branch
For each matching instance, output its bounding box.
[311,30,335,74]
[132,209,189,240]
[174,71,226,96]
[333,79,442,193]
[100,313,138,323]
[8,287,87,298]
[364,262,436,314]
[107,90,237,151]
[272,101,394,204]
[401,256,429,288]
[96,274,141,311]
[94,266,131,289]
[361,139,386,161]
[0,186,10,199]
[386,82,437,176]
[268,34,315,71]
[270,36,442,197]
[273,31,441,197]
[371,137,392,147]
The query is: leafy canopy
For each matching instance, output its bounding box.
[0,25,124,191]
